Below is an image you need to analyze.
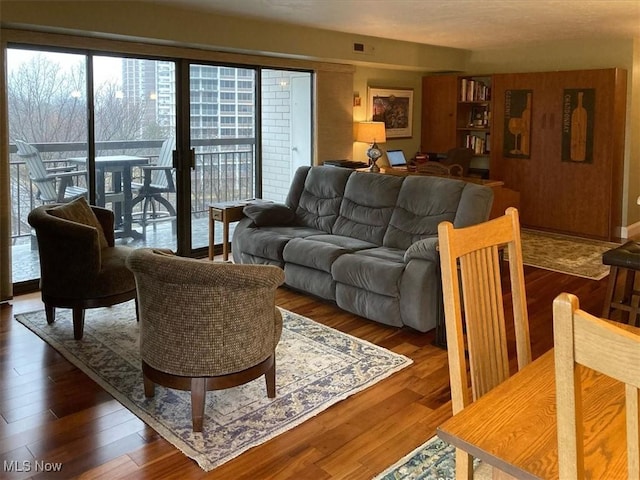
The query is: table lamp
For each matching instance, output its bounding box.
[356,121,386,173]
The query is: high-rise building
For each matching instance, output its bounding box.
[122,59,255,140]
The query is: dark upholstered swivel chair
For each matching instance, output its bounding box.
[28,197,137,339]
[126,248,285,432]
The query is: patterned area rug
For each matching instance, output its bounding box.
[372,435,490,480]
[14,301,412,471]
[519,229,620,280]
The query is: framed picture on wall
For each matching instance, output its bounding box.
[368,87,414,138]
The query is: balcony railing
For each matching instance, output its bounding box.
[10,138,256,244]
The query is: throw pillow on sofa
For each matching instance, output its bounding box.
[243,203,296,227]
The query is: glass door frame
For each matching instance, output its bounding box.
[177,59,263,259]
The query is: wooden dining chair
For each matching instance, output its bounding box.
[553,292,640,479]
[438,207,532,479]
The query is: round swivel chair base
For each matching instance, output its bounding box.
[141,355,276,432]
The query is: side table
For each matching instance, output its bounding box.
[208,199,266,261]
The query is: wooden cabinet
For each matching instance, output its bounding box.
[421,68,627,241]
[422,74,492,174]
[421,75,457,153]
[491,68,627,240]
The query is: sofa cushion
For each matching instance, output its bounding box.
[305,234,378,251]
[92,245,136,297]
[243,203,295,227]
[237,229,292,263]
[295,166,353,232]
[383,176,465,250]
[239,226,325,263]
[335,284,403,328]
[354,246,405,263]
[453,182,495,227]
[48,197,109,250]
[332,253,405,297]
[284,264,336,301]
[283,238,348,273]
[332,172,403,245]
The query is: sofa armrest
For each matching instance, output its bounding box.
[404,237,440,263]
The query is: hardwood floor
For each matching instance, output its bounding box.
[1,266,609,479]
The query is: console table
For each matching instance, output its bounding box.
[208,199,268,261]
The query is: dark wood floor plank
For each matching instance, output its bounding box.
[0,399,126,454]
[30,431,150,480]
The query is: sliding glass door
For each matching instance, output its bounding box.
[7,43,313,286]
[8,48,89,285]
[8,47,178,285]
[92,55,177,251]
[188,65,313,255]
[187,63,257,252]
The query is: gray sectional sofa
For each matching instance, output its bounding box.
[232,166,493,332]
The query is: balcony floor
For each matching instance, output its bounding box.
[12,215,218,284]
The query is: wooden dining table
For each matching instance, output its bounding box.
[437,321,639,479]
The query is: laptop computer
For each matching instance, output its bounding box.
[387,149,407,167]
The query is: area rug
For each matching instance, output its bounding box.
[372,436,490,480]
[14,301,412,471]
[519,229,620,280]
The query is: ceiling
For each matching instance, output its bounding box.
[154,0,640,50]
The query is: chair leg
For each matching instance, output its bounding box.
[455,448,473,480]
[155,195,177,235]
[265,356,276,398]
[72,307,86,340]
[630,288,640,327]
[191,378,206,432]
[134,296,140,323]
[141,197,151,236]
[143,375,155,397]
[44,304,56,324]
[621,268,635,324]
[602,266,619,319]
[150,198,158,231]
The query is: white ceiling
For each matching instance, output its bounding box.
[155,0,640,50]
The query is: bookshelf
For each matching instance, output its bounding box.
[421,74,493,176]
[456,76,492,164]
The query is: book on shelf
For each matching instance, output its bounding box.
[465,134,487,155]
[460,78,491,102]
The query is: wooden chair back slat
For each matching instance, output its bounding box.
[460,245,509,400]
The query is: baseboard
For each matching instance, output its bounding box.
[621,221,640,239]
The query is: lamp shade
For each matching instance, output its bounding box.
[356,121,386,144]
